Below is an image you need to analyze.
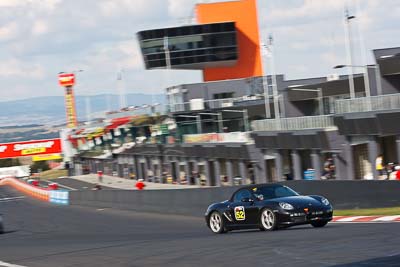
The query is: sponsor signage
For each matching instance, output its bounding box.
[32,153,63,162]
[0,139,62,159]
[58,73,75,87]
[183,132,250,144]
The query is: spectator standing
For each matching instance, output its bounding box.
[376,154,384,179]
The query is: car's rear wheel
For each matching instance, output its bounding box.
[311,220,328,228]
[209,212,226,234]
[260,209,277,231]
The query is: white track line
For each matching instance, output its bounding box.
[0,196,25,202]
[372,215,400,221]
[0,260,27,267]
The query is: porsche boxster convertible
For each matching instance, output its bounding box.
[205,184,333,233]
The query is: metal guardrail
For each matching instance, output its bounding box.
[170,95,265,112]
[335,93,400,113]
[252,115,335,131]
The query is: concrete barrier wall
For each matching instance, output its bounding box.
[70,181,400,217]
[0,177,69,204]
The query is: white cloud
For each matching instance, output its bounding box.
[0,22,18,41]
[0,58,45,78]
[31,20,49,36]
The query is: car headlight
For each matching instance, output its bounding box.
[279,202,294,210]
[321,197,330,206]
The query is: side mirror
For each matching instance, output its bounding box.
[241,197,254,203]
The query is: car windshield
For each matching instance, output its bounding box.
[251,185,299,200]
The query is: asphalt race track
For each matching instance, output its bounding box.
[0,186,400,267]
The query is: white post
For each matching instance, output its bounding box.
[261,43,271,118]
[344,9,355,99]
[375,65,383,96]
[318,88,323,115]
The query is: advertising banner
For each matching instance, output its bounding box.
[32,153,62,162]
[0,139,62,159]
[183,132,250,144]
[58,73,75,87]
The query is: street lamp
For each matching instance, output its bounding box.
[344,8,356,99]
[289,86,324,115]
[261,42,271,119]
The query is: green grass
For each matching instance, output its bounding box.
[334,207,400,216]
[37,169,68,180]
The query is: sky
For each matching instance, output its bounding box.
[0,0,399,101]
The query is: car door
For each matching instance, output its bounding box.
[229,189,259,225]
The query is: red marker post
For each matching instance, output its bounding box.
[135,179,145,190]
[97,170,103,183]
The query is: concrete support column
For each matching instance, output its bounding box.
[311,150,322,180]
[396,135,400,164]
[184,160,190,184]
[274,150,283,181]
[239,160,247,184]
[150,159,156,182]
[226,160,234,186]
[137,159,143,180]
[368,137,379,180]
[254,161,266,184]
[192,160,200,186]
[213,160,221,187]
[204,159,211,186]
[291,150,302,180]
[343,142,355,180]
[332,153,342,180]
[175,157,181,184]
[142,158,148,181]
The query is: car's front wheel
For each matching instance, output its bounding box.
[260,208,277,231]
[311,220,328,228]
[209,211,226,234]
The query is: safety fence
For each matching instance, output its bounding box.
[0,176,69,205]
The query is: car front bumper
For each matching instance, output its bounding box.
[277,208,333,225]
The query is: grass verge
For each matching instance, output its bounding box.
[334,207,400,216]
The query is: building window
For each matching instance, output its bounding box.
[213,92,234,99]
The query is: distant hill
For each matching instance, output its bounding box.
[0,93,166,127]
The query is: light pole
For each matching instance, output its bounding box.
[268,34,280,121]
[289,87,324,115]
[344,8,356,99]
[261,42,271,119]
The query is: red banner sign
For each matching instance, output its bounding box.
[0,139,62,159]
[58,73,75,87]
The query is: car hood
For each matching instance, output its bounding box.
[269,196,324,209]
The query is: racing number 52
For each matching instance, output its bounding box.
[234,206,245,221]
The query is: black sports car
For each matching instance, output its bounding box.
[205,184,333,233]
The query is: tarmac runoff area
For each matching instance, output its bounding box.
[54,174,203,190]
[1,186,400,267]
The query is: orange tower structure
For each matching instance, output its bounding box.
[196,0,263,82]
